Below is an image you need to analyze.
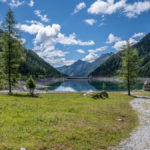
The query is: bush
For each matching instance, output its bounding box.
[26,76,36,96]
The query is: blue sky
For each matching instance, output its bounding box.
[0,0,150,67]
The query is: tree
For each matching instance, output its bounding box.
[1,8,24,94]
[26,76,36,96]
[118,41,139,96]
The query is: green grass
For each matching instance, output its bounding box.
[133,90,150,97]
[0,92,137,150]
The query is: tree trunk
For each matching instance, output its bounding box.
[8,35,12,95]
[128,82,130,96]
[8,71,12,94]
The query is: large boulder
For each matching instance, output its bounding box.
[92,91,109,99]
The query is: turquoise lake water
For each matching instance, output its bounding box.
[45,80,143,92]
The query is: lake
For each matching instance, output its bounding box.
[43,79,143,92]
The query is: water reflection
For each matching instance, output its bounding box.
[45,79,143,92]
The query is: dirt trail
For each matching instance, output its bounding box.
[115,97,150,150]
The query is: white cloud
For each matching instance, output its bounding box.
[82,53,99,63]
[132,32,145,39]
[73,2,86,14]
[88,0,126,15]
[113,40,127,51]
[98,22,105,27]
[45,57,75,67]
[34,10,49,23]
[88,0,150,18]
[19,22,94,66]
[18,22,44,34]
[84,19,97,26]
[28,0,34,7]
[124,1,150,18]
[88,46,108,53]
[82,46,108,62]
[113,36,137,51]
[37,50,68,58]
[9,0,24,8]
[106,33,121,44]
[56,33,94,46]
[77,49,85,54]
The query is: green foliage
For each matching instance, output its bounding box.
[102,82,106,90]
[118,42,139,95]
[89,52,122,77]
[26,76,36,95]
[0,8,24,94]
[19,49,63,78]
[0,54,5,89]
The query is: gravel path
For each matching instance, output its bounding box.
[115,97,150,150]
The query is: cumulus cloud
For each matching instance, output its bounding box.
[112,33,142,51]
[73,2,86,14]
[132,32,145,38]
[28,0,34,7]
[88,46,108,53]
[82,53,99,63]
[84,19,97,26]
[82,46,108,62]
[106,33,121,44]
[9,0,24,8]
[124,1,150,18]
[77,49,85,54]
[113,40,127,51]
[113,38,137,51]
[88,0,150,18]
[18,22,44,34]
[88,0,126,15]
[46,57,75,67]
[34,10,49,22]
[18,21,94,66]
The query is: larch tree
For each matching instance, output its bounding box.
[1,8,24,94]
[118,41,139,96]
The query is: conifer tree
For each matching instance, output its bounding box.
[118,41,139,95]
[1,8,24,94]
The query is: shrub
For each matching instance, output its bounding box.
[26,76,36,96]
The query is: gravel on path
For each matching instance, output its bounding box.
[115,97,150,150]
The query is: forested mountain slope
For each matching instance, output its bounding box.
[90,33,150,77]
[19,49,63,78]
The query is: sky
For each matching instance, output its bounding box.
[0,0,150,67]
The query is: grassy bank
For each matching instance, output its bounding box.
[0,92,137,150]
[133,90,150,97]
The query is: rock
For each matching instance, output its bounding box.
[20,148,26,150]
[92,91,109,99]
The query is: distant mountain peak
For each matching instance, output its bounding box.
[57,52,113,77]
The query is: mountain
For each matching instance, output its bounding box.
[90,33,150,77]
[19,49,63,78]
[57,52,113,76]
[57,59,90,76]
[0,29,62,78]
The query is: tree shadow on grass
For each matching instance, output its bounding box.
[9,93,39,98]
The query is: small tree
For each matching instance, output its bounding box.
[26,76,36,96]
[118,41,139,96]
[102,82,106,91]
